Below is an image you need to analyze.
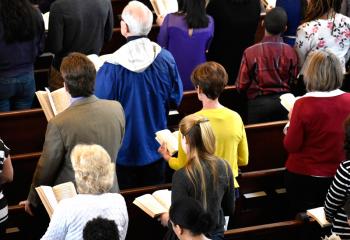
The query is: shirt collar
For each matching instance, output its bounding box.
[70,96,85,105]
[261,35,284,43]
[127,35,147,42]
[304,89,345,98]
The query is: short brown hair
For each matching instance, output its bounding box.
[191,61,228,100]
[60,53,96,97]
[303,50,343,92]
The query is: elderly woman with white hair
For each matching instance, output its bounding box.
[41,144,128,240]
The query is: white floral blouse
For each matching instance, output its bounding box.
[295,13,350,71]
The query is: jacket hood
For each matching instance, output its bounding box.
[106,37,162,73]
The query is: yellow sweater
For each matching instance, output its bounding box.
[169,107,249,187]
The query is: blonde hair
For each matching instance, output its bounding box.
[303,50,343,92]
[179,114,220,210]
[71,144,115,194]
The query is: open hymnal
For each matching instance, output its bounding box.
[155,129,179,156]
[133,189,171,218]
[279,93,300,112]
[35,87,71,121]
[87,54,112,72]
[150,0,178,17]
[36,182,77,218]
[262,0,276,8]
[306,207,331,228]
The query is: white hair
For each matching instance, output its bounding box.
[121,1,153,36]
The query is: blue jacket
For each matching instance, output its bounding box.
[95,38,183,166]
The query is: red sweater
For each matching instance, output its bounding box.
[284,91,350,177]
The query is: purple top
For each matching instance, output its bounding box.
[157,13,214,90]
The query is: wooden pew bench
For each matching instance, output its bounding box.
[0,109,47,155]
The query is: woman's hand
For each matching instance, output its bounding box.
[158,143,171,162]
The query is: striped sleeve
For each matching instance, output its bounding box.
[324,160,350,222]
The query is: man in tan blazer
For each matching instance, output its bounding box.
[20,53,125,234]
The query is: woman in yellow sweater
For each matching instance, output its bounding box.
[159,61,249,188]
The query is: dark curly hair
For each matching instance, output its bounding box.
[83,217,119,240]
[0,0,43,44]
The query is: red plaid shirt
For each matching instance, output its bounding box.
[236,35,298,100]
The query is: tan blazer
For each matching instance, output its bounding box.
[28,95,125,207]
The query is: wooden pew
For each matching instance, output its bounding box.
[0,109,47,155]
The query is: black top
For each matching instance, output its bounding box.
[206,0,261,84]
[48,0,114,69]
[172,158,235,233]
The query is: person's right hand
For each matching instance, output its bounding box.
[158,143,171,162]
[156,15,165,26]
[19,200,34,216]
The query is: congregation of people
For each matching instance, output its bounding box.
[1,0,350,239]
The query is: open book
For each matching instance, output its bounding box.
[262,0,276,8]
[155,129,179,156]
[279,93,300,112]
[133,189,171,218]
[306,207,331,228]
[35,87,71,121]
[150,0,178,17]
[87,54,113,72]
[36,182,77,218]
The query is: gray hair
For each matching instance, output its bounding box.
[121,1,153,36]
[303,50,343,92]
[71,144,115,194]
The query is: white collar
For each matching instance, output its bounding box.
[304,89,345,98]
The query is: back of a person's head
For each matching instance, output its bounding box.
[60,53,96,98]
[83,217,119,240]
[304,0,342,22]
[71,144,115,194]
[191,61,228,100]
[121,0,153,36]
[264,7,287,35]
[302,50,343,92]
[170,197,213,236]
[179,0,209,28]
[0,0,41,44]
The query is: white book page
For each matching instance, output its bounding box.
[134,194,168,217]
[155,129,178,155]
[279,93,297,112]
[35,90,55,121]
[152,189,171,211]
[87,54,112,71]
[39,186,59,212]
[46,87,71,115]
[52,182,77,202]
[163,0,178,15]
[150,0,178,17]
[306,207,331,227]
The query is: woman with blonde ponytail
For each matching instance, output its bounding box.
[160,115,235,240]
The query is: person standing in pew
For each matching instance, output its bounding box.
[158,61,248,194]
[95,1,183,190]
[156,0,214,91]
[0,139,13,238]
[284,50,350,215]
[20,53,125,239]
[236,7,298,124]
[41,144,128,240]
[47,0,114,90]
[159,115,235,240]
[0,0,45,112]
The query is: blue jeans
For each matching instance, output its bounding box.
[0,72,35,111]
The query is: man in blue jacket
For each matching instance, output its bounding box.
[95,1,183,189]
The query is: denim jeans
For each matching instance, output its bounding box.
[0,72,35,112]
